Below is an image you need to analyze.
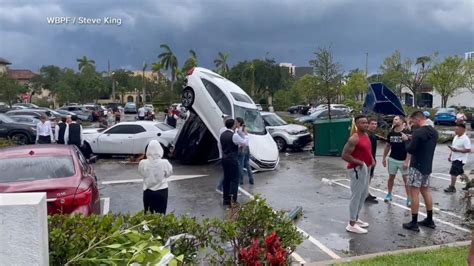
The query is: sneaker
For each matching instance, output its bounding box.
[444,186,456,193]
[384,193,393,203]
[215,188,223,195]
[365,196,378,204]
[406,198,412,207]
[418,218,436,229]
[356,219,369,228]
[346,223,368,234]
[402,221,420,232]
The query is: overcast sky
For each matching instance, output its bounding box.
[0,0,473,75]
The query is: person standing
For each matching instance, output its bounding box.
[67,116,87,155]
[54,117,69,145]
[456,110,467,123]
[445,123,471,192]
[114,108,121,124]
[220,118,248,206]
[36,115,54,144]
[216,115,230,194]
[382,116,411,206]
[423,111,434,127]
[107,109,115,127]
[365,118,378,203]
[139,140,173,214]
[138,105,146,120]
[403,111,438,232]
[342,115,374,234]
[235,117,254,185]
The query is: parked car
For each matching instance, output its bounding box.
[0,145,101,216]
[124,102,138,114]
[59,106,92,121]
[297,109,351,124]
[54,109,79,121]
[434,108,457,125]
[83,121,177,156]
[261,112,312,152]
[314,104,352,113]
[288,105,310,115]
[255,104,263,111]
[6,109,57,129]
[0,114,37,144]
[9,115,41,126]
[180,67,279,171]
[12,103,39,109]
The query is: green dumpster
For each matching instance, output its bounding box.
[313,118,352,156]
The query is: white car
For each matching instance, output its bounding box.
[83,121,177,155]
[180,67,279,171]
[261,112,312,152]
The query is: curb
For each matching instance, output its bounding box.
[307,240,471,265]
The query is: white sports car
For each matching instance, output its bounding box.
[83,121,177,155]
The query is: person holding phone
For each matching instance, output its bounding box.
[445,123,471,193]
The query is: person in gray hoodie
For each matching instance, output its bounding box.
[139,140,173,214]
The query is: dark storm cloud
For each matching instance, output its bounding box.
[0,0,472,74]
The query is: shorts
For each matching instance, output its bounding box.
[449,160,465,176]
[408,167,430,188]
[388,157,408,176]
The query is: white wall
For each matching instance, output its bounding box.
[432,87,474,108]
[0,193,49,265]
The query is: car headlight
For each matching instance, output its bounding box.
[284,129,300,135]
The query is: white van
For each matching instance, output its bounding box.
[180,67,279,171]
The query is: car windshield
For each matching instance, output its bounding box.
[0,113,16,123]
[263,114,287,126]
[233,105,266,135]
[0,156,75,183]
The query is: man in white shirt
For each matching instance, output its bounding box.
[138,106,146,120]
[445,123,472,192]
[36,115,54,144]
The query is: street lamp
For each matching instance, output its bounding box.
[111,71,116,103]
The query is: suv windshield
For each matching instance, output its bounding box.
[0,156,76,183]
[233,105,266,135]
[263,114,287,126]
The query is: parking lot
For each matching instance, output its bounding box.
[94,114,472,264]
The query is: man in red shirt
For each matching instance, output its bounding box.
[342,115,375,234]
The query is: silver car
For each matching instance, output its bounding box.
[261,112,312,152]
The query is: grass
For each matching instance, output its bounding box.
[340,246,469,266]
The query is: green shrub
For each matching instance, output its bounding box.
[0,139,16,148]
[48,197,304,265]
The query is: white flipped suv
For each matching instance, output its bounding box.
[174,67,279,171]
[83,121,177,156]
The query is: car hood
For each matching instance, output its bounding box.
[268,124,307,131]
[83,128,105,134]
[248,133,279,162]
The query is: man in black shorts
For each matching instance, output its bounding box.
[445,123,471,192]
[403,111,438,232]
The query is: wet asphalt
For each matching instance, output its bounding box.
[94,114,473,263]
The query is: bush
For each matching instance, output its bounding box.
[343,99,363,114]
[48,197,304,265]
[0,139,16,148]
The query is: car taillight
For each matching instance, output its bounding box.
[187,67,195,76]
[52,187,92,210]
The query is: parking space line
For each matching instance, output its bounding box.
[330,180,470,233]
[101,175,208,185]
[431,173,465,185]
[101,197,110,215]
[238,187,341,260]
[348,180,463,220]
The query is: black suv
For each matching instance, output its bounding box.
[0,114,37,144]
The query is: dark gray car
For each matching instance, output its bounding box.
[0,114,37,144]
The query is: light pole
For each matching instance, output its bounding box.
[111,71,116,103]
[142,62,147,104]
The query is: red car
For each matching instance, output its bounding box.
[0,145,101,216]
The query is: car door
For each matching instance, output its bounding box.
[96,125,143,154]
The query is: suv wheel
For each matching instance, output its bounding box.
[10,132,30,145]
[182,88,195,108]
[274,137,287,152]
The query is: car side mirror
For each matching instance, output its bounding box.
[157,133,162,137]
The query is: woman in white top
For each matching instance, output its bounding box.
[138,140,173,214]
[36,115,54,144]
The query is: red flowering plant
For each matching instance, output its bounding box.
[239,232,288,265]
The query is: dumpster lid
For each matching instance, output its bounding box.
[312,118,352,124]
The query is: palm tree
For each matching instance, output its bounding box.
[151,62,163,81]
[214,52,230,77]
[158,44,178,97]
[76,56,96,72]
[416,56,431,69]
